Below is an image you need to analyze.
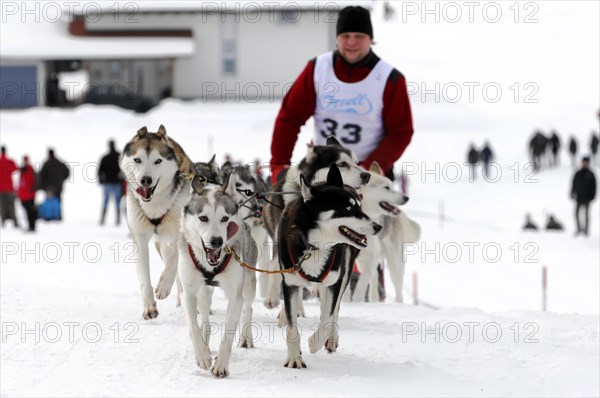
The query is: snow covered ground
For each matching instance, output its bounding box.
[1,1,599,397]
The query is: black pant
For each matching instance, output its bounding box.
[21,200,37,231]
[575,201,590,235]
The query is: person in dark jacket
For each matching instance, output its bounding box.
[480,142,494,178]
[590,132,599,165]
[467,144,480,181]
[571,156,597,236]
[549,131,561,167]
[568,136,578,167]
[269,5,413,183]
[0,146,19,227]
[98,140,124,225]
[17,155,38,232]
[39,148,69,220]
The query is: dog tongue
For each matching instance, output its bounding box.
[136,186,151,200]
[381,201,401,215]
[207,248,220,264]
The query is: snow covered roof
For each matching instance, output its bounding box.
[65,0,374,14]
[0,14,194,60]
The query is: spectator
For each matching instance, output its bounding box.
[590,132,599,165]
[467,144,480,181]
[39,148,69,220]
[568,136,578,167]
[522,214,538,231]
[0,146,19,227]
[571,156,597,236]
[480,141,494,178]
[17,155,38,232]
[550,131,561,167]
[98,140,124,226]
[545,214,564,231]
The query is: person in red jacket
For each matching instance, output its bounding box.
[0,146,19,228]
[17,155,38,232]
[269,5,414,184]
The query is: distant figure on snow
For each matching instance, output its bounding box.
[529,130,547,171]
[39,149,70,221]
[98,140,124,226]
[467,144,480,181]
[571,156,597,236]
[549,131,561,167]
[18,155,38,232]
[545,214,564,231]
[568,136,578,167]
[590,132,599,165]
[480,141,494,179]
[522,214,538,231]
[0,145,19,228]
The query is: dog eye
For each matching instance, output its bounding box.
[338,161,349,168]
[235,182,241,188]
[385,186,391,190]
[154,159,162,165]
[133,158,141,164]
[199,216,208,222]
[221,216,229,223]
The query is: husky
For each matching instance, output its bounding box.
[351,162,421,303]
[278,164,382,368]
[262,136,371,309]
[120,125,195,319]
[178,173,257,378]
[220,163,272,296]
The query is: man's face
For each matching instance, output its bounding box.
[336,32,372,64]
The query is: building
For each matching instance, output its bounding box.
[1,1,372,109]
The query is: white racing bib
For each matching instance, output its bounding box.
[313,51,393,161]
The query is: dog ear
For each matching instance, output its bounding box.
[209,154,216,164]
[136,127,148,137]
[191,175,206,195]
[326,136,342,147]
[221,171,238,198]
[369,161,383,175]
[326,163,344,188]
[300,174,312,203]
[156,125,167,138]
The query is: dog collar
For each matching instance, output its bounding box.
[287,245,337,283]
[187,244,233,286]
[148,214,166,227]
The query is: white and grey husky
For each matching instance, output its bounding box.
[178,172,257,378]
[120,125,195,319]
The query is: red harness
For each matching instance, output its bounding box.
[287,245,337,283]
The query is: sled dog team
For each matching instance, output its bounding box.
[120,126,420,377]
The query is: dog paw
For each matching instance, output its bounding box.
[284,356,306,369]
[325,337,338,353]
[264,296,280,309]
[210,356,230,378]
[154,283,171,300]
[142,304,159,320]
[195,350,212,370]
[308,334,321,354]
[238,336,254,349]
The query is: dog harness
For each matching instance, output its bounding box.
[187,245,233,287]
[287,245,338,283]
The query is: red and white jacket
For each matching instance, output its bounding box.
[270,50,413,183]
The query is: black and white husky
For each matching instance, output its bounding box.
[278,164,382,368]
[178,173,257,378]
[120,125,195,319]
[262,136,371,309]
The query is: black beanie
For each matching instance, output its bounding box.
[336,6,373,38]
